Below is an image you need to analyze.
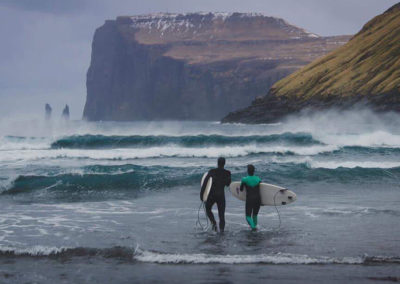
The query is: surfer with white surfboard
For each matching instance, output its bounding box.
[240,164,262,230]
[200,157,231,232]
[230,165,297,231]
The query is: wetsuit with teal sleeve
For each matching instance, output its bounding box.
[240,175,261,229]
[200,168,231,232]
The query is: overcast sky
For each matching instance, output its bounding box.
[0,0,398,120]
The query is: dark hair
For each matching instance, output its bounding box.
[247,164,255,176]
[218,157,226,168]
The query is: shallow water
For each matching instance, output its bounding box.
[0,111,399,283]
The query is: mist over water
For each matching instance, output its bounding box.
[0,108,399,282]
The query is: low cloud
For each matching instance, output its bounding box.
[0,0,87,14]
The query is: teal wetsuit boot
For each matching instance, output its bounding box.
[246,216,256,229]
[253,215,258,227]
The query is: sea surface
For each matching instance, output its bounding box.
[0,110,399,283]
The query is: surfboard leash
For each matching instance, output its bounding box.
[273,190,282,231]
[196,201,209,231]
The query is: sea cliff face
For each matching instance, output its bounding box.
[222,4,400,123]
[83,13,349,121]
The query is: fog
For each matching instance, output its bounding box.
[0,0,398,120]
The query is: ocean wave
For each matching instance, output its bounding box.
[0,246,134,260]
[0,145,338,163]
[2,163,400,202]
[4,135,400,164]
[326,146,400,157]
[1,245,398,265]
[308,160,400,169]
[316,131,400,148]
[0,136,50,150]
[270,155,400,170]
[135,250,364,265]
[317,207,400,217]
[137,251,400,265]
[264,163,400,184]
[50,133,320,149]
[1,165,203,200]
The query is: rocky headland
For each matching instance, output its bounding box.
[83,12,349,121]
[222,4,400,123]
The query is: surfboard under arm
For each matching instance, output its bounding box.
[229,182,296,206]
[201,173,213,202]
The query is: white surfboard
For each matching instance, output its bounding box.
[201,173,213,202]
[229,181,296,206]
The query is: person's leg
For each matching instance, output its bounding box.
[245,199,255,229]
[216,196,226,232]
[253,201,261,227]
[205,197,217,231]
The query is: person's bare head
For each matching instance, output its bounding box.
[247,164,255,176]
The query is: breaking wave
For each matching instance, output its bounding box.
[50,133,320,149]
[0,245,398,265]
[3,145,400,164]
[1,163,399,203]
[1,165,203,201]
[135,250,400,265]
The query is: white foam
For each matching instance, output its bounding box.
[0,175,17,194]
[0,136,51,151]
[0,144,338,163]
[135,250,363,264]
[316,131,400,148]
[0,245,69,256]
[272,156,400,169]
[281,109,400,148]
[309,160,400,169]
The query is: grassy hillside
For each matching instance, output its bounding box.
[269,3,400,101]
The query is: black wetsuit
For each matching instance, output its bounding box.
[200,167,231,231]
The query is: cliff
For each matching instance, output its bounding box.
[83,12,349,121]
[223,4,400,123]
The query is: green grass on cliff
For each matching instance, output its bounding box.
[269,3,400,100]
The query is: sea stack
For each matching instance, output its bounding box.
[62,105,70,120]
[45,103,52,120]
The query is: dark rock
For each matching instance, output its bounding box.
[62,105,70,120]
[45,103,52,120]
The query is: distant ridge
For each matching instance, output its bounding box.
[222,3,400,123]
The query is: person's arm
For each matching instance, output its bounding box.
[240,177,245,192]
[200,172,211,201]
[225,171,231,187]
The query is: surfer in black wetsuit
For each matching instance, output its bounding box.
[200,157,231,232]
[240,164,261,230]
